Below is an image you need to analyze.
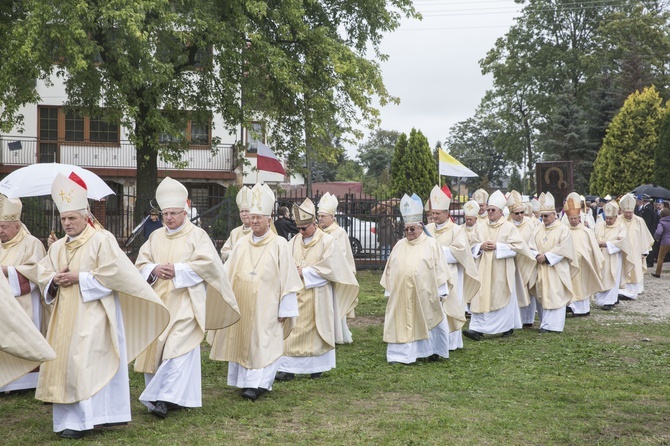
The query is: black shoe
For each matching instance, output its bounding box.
[463,330,482,341]
[501,329,514,338]
[427,354,441,362]
[275,372,295,381]
[651,273,661,278]
[618,294,633,301]
[309,372,323,379]
[60,429,89,439]
[573,312,590,317]
[150,401,168,419]
[601,304,613,311]
[96,422,128,428]
[241,388,267,401]
[566,306,574,314]
[522,323,534,328]
[539,328,556,333]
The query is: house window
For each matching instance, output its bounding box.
[40,106,120,145]
[158,113,211,147]
[246,122,264,154]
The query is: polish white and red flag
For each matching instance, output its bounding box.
[257,142,286,176]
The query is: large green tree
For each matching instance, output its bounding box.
[591,86,666,196]
[390,129,437,199]
[480,1,670,189]
[0,0,416,218]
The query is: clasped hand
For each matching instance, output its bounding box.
[481,241,496,251]
[153,263,175,280]
[53,268,78,288]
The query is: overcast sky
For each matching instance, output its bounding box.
[348,0,521,158]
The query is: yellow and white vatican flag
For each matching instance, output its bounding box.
[438,149,478,178]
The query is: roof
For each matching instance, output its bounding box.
[282,182,363,198]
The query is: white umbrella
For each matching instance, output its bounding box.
[0,163,115,200]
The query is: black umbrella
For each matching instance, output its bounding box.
[631,184,670,200]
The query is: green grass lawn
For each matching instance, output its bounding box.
[2,270,669,445]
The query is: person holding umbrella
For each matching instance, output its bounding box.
[652,208,670,278]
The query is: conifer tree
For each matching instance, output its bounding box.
[591,86,664,196]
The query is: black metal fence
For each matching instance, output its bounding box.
[19,189,466,269]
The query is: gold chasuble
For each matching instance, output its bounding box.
[0,226,47,332]
[220,225,251,262]
[426,221,479,331]
[285,228,359,356]
[381,233,450,344]
[528,221,578,310]
[509,216,537,307]
[619,215,654,283]
[0,274,55,388]
[321,222,359,316]
[36,225,169,404]
[209,231,303,369]
[595,221,634,290]
[569,223,605,301]
[135,220,239,374]
[463,223,481,248]
[471,219,535,313]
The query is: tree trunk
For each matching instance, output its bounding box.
[134,101,159,224]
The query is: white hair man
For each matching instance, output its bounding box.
[209,183,303,400]
[507,190,539,328]
[36,172,169,439]
[135,177,239,418]
[426,185,479,350]
[527,192,577,333]
[275,197,359,380]
[594,201,634,311]
[464,190,535,341]
[617,194,654,301]
[381,194,451,363]
[564,193,605,317]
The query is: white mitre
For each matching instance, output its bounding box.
[539,192,556,214]
[473,189,489,205]
[0,194,22,222]
[604,200,619,218]
[619,193,636,212]
[400,194,424,224]
[51,172,89,213]
[463,200,479,217]
[293,197,316,226]
[249,183,275,216]
[488,190,506,210]
[156,177,188,210]
[318,192,338,215]
[236,186,252,211]
[429,185,451,211]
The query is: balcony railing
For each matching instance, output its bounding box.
[0,136,235,171]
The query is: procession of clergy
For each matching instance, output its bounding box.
[0,172,655,440]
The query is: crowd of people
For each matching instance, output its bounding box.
[0,175,666,440]
[381,186,662,363]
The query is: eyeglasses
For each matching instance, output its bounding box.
[403,226,420,233]
[486,209,498,213]
[298,226,311,232]
[541,214,553,218]
[512,211,524,215]
[162,211,183,218]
